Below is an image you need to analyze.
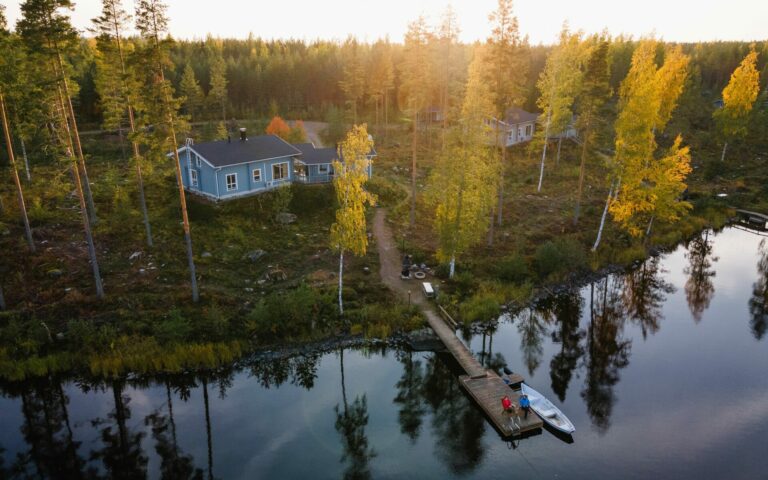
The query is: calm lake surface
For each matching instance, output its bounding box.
[1,226,767,479]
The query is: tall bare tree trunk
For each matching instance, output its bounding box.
[555,136,562,166]
[338,249,344,314]
[159,62,199,301]
[592,179,617,252]
[20,137,31,182]
[54,47,98,225]
[410,112,418,227]
[202,378,214,480]
[1,92,35,252]
[720,142,728,162]
[537,112,551,192]
[497,143,505,226]
[574,134,589,225]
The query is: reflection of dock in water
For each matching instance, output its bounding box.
[734,209,768,236]
[427,306,543,437]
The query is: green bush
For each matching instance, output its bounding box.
[459,292,501,324]
[533,237,588,279]
[246,284,336,341]
[496,254,530,283]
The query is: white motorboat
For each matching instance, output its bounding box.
[520,383,575,434]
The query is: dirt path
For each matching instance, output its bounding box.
[372,208,487,377]
[372,208,426,307]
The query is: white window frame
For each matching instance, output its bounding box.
[252,168,262,182]
[195,154,201,168]
[190,169,199,187]
[226,173,238,191]
[273,162,289,181]
[525,124,532,136]
[507,130,514,140]
[318,164,329,174]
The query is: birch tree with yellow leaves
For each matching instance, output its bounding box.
[603,41,692,239]
[535,25,584,192]
[714,48,761,162]
[429,47,498,278]
[330,125,377,314]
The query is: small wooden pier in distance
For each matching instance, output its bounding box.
[429,306,543,437]
[371,209,542,438]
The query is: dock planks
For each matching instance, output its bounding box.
[422,307,543,436]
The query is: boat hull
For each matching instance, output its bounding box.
[520,383,575,434]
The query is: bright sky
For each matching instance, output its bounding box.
[4,0,767,44]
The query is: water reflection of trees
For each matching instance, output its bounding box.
[335,348,376,480]
[422,354,485,475]
[684,231,718,323]
[546,293,585,402]
[749,239,768,340]
[623,256,675,338]
[7,377,88,478]
[517,307,551,376]
[393,352,426,442]
[582,279,631,434]
[89,379,149,478]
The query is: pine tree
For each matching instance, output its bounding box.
[179,63,203,122]
[92,0,154,247]
[399,16,432,227]
[135,0,198,302]
[330,125,376,314]
[714,48,760,162]
[0,8,35,253]
[573,34,611,225]
[366,39,394,137]
[483,0,528,233]
[208,50,228,128]
[428,48,497,278]
[339,37,365,124]
[17,0,99,225]
[434,5,462,145]
[535,24,584,192]
[18,0,104,297]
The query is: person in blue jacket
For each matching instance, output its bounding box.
[520,394,531,419]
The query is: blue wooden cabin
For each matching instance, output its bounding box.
[176,131,375,201]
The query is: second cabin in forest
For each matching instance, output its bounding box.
[175,129,375,201]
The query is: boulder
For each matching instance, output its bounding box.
[276,212,297,224]
[243,249,266,263]
[201,251,213,258]
[47,268,63,278]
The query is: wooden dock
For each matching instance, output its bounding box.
[423,306,543,437]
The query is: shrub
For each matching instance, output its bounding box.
[246,285,336,341]
[533,237,588,279]
[496,254,530,283]
[459,292,501,324]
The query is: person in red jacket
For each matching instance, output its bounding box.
[501,395,513,413]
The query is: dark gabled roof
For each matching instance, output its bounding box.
[189,135,301,168]
[292,142,377,165]
[504,107,539,125]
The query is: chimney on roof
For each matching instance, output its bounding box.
[239,127,247,142]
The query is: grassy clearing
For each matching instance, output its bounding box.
[0,124,419,380]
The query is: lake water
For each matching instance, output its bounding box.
[1,226,767,479]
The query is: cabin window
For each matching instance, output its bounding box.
[190,169,199,187]
[525,125,532,136]
[195,154,201,168]
[273,162,289,181]
[318,164,329,174]
[507,130,514,140]
[226,173,237,191]
[253,168,262,182]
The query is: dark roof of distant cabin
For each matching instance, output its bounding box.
[504,107,539,125]
[292,142,377,165]
[189,135,302,168]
